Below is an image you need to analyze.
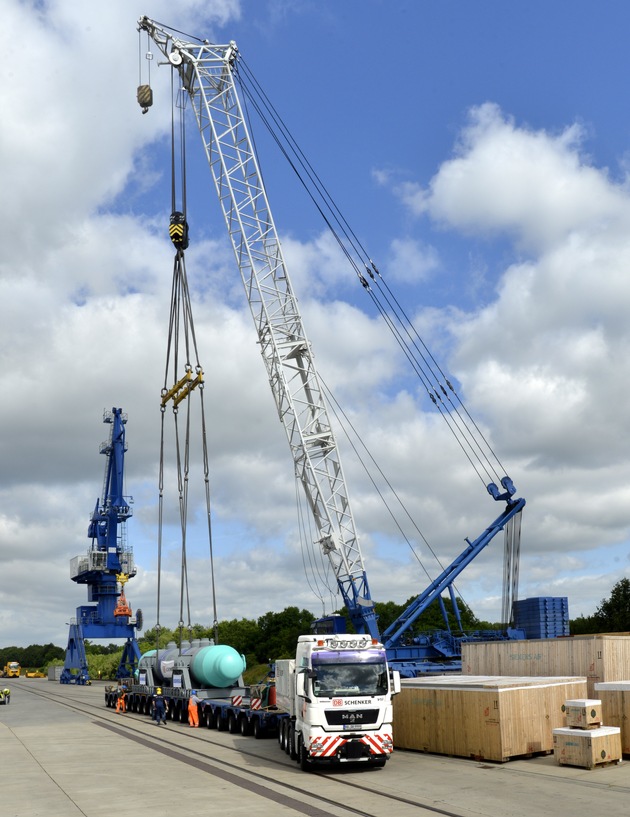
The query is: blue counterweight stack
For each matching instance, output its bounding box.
[513,596,570,639]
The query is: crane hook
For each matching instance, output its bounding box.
[137,84,153,114]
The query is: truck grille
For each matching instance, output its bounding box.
[325,708,379,726]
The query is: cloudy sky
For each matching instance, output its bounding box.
[3,0,630,649]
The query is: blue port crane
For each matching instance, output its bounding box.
[60,408,142,684]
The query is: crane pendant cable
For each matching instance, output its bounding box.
[155,64,219,652]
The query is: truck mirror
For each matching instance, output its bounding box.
[391,670,401,695]
[296,671,306,697]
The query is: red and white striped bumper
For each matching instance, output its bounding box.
[308,732,393,759]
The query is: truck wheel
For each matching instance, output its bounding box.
[288,723,297,759]
[299,743,311,772]
[278,719,286,751]
[252,717,263,739]
[240,716,252,736]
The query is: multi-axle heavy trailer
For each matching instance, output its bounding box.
[106,633,400,769]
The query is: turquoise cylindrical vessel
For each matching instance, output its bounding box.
[190,644,246,688]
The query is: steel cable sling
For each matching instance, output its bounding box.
[155,66,220,656]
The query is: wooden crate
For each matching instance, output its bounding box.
[462,635,630,698]
[392,675,586,762]
[563,698,602,728]
[594,682,630,755]
[553,726,621,768]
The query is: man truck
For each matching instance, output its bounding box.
[108,634,400,770]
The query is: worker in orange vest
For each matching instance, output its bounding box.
[115,681,127,714]
[188,689,201,727]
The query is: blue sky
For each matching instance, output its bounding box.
[2,0,630,647]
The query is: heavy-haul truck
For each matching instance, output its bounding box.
[106,634,400,769]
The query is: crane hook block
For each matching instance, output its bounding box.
[169,211,189,250]
[137,84,153,114]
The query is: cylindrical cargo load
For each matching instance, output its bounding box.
[139,643,180,683]
[190,644,246,688]
[137,649,156,672]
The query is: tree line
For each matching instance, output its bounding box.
[4,579,629,679]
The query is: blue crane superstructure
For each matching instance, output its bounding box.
[60,408,141,684]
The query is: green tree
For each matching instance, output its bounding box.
[218,618,258,662]
[593,578,630,632]
[138,626,178,653]
[570,613,599,635]
[256,607,315,662]
[338,594,483,638]
[88,651,122,680]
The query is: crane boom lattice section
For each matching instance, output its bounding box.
[138,19,376,634]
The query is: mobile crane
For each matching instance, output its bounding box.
[61,408,142,684]
[136,18,525,680]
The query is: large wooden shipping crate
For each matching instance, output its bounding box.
[461,636,630,698]
[594,682,630,755]
[393,675,587,762]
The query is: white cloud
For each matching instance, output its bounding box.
[386,237,440,284]
[3,3,630,654]
[398,103,630,253]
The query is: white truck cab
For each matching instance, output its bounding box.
[276,634,401,769]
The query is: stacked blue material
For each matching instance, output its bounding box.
[513,596,570,639]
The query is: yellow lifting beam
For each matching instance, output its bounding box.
[161,368,204,408]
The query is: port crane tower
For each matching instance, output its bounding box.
[61,408,141,684]
[137,18,525,675]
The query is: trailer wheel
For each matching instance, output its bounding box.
[228,712,240,733]
[204,708,217,728]
[217,713,227,731]
[252,717,263,739]
[240,716,252,736]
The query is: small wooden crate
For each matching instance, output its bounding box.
[595,682,630,755]
[563,698,602,728]
[553,726,621,769]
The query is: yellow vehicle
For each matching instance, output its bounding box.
[25,670,45,678]
[2,662,21,678]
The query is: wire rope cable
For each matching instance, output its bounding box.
[234,56,511,494]
[155,62,219,653]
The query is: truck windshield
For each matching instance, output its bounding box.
[310,650,388,697]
